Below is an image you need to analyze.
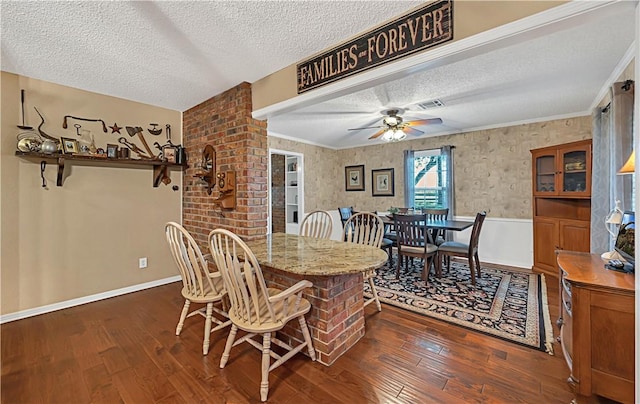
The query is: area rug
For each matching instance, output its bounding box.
[364,259,554,354]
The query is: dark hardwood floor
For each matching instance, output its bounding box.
[1,275,577,403]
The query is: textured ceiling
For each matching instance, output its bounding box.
[2,1,636,150]
[267,1,636,148]
[1,0,424,111]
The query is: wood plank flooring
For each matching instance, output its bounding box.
[2,276,578,403]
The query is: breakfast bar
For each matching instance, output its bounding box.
[246,233,388,365]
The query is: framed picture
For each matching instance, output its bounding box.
[345,165,365,191]
[163,145,177,163]
[106,144,119,159]
[61,137,79,154]
[372,168,395,197]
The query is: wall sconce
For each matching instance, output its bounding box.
[193,144,215,194]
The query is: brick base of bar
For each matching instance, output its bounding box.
[261,266,365,366]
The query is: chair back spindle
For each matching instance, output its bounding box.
[300,210,333,239]
[209,229,277,326]
[343,212,385,248]
[165,222,225,298]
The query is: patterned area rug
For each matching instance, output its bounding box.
[364,259,554,354]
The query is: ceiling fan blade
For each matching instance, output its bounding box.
[405,127,424,135]
[368,129,387,139]
[348,125,383,131]
[405,118,443,127]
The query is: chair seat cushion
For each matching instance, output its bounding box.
[400,244,438,254]
[381,238,393,247]
[438,241,469,254]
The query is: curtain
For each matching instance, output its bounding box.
[590,80,635,254]
[441,145,455,241]
[403,149,414,208]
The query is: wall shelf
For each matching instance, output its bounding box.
[15,151,186,187]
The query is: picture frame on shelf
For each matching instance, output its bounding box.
[345,165,365,191]
[163,145,177,164]
[61,137,79,154]
[106,144,119,159]
[372,168,394,197]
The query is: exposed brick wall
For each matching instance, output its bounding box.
[262,268,365,366]
[182,82,268,246]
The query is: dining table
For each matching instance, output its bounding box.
[245,232,388,366]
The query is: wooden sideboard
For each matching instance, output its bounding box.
[556,251,635,403]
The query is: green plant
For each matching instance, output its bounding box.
[389,206,399,214]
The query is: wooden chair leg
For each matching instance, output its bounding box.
[203,302,214,355]
[367,276,382,311]
[469,257,476,285]
[220,324,238,368]
[474,253,481,277]
[176,299,190,335]
[396,252,401,279]
[260,333,272,402]
[298,316,316,360]
[422,257,429,286]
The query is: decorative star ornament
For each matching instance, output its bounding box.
[109,123,122,134]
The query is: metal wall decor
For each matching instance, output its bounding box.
[125,126,156,159]
[147,123,162,136]
[62,115,108,132]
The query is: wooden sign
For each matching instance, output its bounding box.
[297,0,453,94]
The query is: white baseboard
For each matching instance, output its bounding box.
[0,275,181,324]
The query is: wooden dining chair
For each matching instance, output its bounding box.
[164,222,231,355]
[300,210,333,239]
[436,211,487,285]
[393,213,438,282]
[343,212,385,311]
[423,208,450,245]
[208,228,316,402]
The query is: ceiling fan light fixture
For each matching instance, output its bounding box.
[381,128,406,142]
[383,116,399,126]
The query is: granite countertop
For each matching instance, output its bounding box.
[245,233,388,276]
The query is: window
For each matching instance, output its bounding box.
[405,148,450,210]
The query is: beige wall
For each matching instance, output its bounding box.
[1,72,183,315]
[270,115,591,219]
[253,1,565,110]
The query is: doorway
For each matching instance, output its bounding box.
[268,149,303,234]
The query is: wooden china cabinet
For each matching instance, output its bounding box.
[531,139,592,277]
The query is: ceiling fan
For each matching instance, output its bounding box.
[348,108,442,142]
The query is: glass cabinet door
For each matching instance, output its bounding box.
[559,147,589,195]
[535,153,556,194]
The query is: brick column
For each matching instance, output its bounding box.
[182,82,268,246]
[262,268,366,366]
